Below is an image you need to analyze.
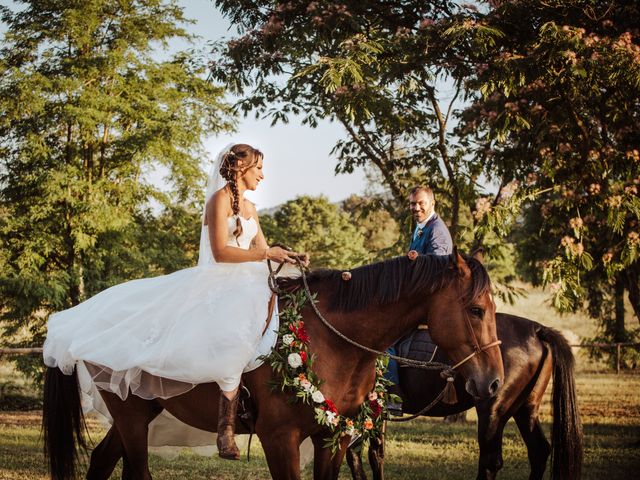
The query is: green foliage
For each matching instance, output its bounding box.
[260,195,369,269]
[455,0,640,338]
[0,1,232,358]
[341,194,403,260]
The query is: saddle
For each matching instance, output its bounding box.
[394,326,449,365]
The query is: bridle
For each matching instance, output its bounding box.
[267,254,502,375]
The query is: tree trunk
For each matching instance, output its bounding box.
[613,276,626,342]
[625,263,640,324]
[450,182,460,243]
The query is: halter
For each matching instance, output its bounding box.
[448,281,502,370]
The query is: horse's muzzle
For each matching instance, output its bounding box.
[465,375,502,400]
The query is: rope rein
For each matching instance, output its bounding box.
[266,251,501,420]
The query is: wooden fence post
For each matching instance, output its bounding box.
[616,343,621,374]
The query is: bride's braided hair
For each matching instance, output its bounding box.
[219,144,263,245]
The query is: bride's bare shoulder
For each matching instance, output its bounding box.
[205,187,232,223]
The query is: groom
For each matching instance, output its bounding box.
[407,185,453,256]
[386,185,453,415]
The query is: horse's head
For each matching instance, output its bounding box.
[426,250,504,400]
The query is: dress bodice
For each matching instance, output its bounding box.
[197,215,259,266]
[226,216,258,250]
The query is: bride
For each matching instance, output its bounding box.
[43,143,307,460]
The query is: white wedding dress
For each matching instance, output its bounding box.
[43,214,272,399]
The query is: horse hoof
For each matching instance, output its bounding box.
[218,450,240,461]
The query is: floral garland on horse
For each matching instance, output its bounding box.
[265,289,392,453]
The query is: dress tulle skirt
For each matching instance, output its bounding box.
[43,261,272,399]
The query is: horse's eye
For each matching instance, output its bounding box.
[469,306,484,318]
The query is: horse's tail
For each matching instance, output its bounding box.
[537,326,583,480]
[43,366,88,480]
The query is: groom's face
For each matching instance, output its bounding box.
[409,191,434,224]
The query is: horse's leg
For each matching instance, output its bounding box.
[368,422,386,480]
[514,404,551,480]
[260,428,302,480]
[86,426,124,480]
[346,444,368,480]
[99,391,160,480]
[311,434,349,480]
[476,403,507,480]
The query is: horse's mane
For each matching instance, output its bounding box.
[277,254,492,312]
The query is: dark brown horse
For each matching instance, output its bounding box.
[346,313,583,480]
[43,252,504,480]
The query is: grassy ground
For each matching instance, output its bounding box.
[1,373,639,479]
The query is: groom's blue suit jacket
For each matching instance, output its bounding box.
[385,212,453,385]
[409,213,453,255]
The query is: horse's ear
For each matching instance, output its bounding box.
[450,246,471,277]
[471,247,485,264]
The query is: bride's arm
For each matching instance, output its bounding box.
[247,201,310,266]
[247,201,269,252]
[206,191,294,264]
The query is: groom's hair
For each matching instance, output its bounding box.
[409,185,435,203]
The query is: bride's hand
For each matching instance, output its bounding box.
[266,246,297,264]
[295,252,310,267]
[266,247,310,265]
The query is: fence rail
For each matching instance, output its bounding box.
[570,342,640,374]
[1,344,639,373]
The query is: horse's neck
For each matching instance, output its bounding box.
[312,290,428,353]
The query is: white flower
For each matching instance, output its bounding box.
[288,353,302,369]
[325,411,336,426]
[368,392,378,401]
[300,379,312,392]
[311,390,325,404]
[283,334,294,346]
[377,399,384,407]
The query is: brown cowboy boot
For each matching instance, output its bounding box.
[217,392,240,460]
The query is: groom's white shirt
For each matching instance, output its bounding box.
[412,212,435,241]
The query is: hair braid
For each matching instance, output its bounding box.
[219,145,263,245]
[228,177,242,246]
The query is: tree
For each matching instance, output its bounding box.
[341,194,402,259]
[261,195,369,269]
[0,0,232,352]
[210,0,504,246]
[456,0,640,343]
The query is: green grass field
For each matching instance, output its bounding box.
[1,373,639,479]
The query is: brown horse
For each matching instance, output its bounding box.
[43,252,504,480]
[346,313,583,480]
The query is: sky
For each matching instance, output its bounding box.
[0,0,368,209]
[166,0,369,209]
